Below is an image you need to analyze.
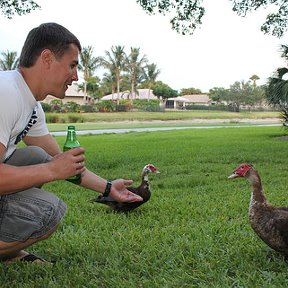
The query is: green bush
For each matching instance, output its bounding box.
[68,114,85,123]
[116,99,133,112]
[133,99,160,111]
[95,101,115,112]
[40,102,51,112]
[63,101,81,113]
[45,114,60,123]
[81,104,95,112]
[50,99,64,113]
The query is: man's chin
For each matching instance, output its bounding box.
[49,93,65,99]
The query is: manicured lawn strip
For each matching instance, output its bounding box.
[47,110,280,132]
[47,121,273,132]
[2,126,288,287]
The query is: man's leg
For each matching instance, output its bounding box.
[0,223,58,262]
[0,146,67,263]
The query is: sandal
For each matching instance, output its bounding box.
[3,253,51,265]
[20,253,46,263]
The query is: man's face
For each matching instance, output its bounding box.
[47,44,79,99]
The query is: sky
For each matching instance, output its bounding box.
[0,0,286,93]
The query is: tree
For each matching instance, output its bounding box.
[0,0,40,18]
[142,63,161,101]
[2,1,287,37]
[125,47,148,101]
[227,80,264,111]
[179,87,202,95]
[265,45,288,124]
[78,46,99,98]
[78,76,102,100]
[250,74,260,88]
[99,46,126,103]
[232,0,288,38]
[136,0,288,37]
[208,87,229,104]
[153,81,178,107]
[0,50,19,70]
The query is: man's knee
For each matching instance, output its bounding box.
[5,146,52,166]
[0,188,66,243]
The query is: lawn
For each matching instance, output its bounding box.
[1,125,288,287]
[46,110,280,132]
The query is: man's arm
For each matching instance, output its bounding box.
[0,143,85,195]
[79,169,141,202]
[23,134,61,156]
[23,134,142,202]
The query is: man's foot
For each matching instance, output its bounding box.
[2,250,48,264]
[19,253,46,263]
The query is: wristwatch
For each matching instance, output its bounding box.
[103,181,112,197]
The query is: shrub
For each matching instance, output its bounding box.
[46,114,60,123]
[116,100,133,112]
[95,101,115,112]
[133,99,161,111]
[50,99,64,113]
[81,104,95,113]
[68,114,85,123]
[41,102,51,112]
[63,101,81,113]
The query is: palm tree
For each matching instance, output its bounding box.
[125,47,147,101]
[98,45,126,103]
[143,63,161,100]
[101,72,117,96]
[78,46,99,101]
[265,45,288,124]
[0,50,19,70]
[249,74,260,89]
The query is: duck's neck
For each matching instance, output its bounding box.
[247,170,267,204]
[142,171,149,183]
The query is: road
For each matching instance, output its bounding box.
[51,123,281,136]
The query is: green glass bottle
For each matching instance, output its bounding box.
[63,125,81,183]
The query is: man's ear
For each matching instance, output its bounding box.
[41,49,54,68]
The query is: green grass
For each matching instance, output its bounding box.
[46,110,280,131]
[2,125,288,287]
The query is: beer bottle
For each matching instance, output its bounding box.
[63,125,81,183]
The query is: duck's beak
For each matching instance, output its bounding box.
[228,172,239,179]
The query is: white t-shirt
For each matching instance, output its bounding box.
[0,70,49,161]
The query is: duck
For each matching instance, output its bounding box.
[90,164,159,212]
[228,163,288,257]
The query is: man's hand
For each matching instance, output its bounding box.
[48,147,85,180]
[109,179,143,203]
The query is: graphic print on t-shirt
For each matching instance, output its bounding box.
[14,109,38,144]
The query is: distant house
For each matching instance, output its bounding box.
[166,94,211,109]
[42,83,93,105]
[101,89,158,100]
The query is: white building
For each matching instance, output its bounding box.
[42,83,93,105]
[166,94,211,109]
[101,89,158,100]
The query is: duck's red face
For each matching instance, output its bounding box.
[228,163,253,179]
[145,164,160,173]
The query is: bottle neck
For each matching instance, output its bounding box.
[66,130,77,141]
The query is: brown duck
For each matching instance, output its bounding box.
[228,163,288,257]
[90,164,159,212]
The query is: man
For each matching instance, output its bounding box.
[0,23,142,264]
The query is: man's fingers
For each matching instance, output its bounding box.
[128,192,143,202]
[69,147,85,155]
[123,179,133,186]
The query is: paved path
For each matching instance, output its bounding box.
[51,123,281,136]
